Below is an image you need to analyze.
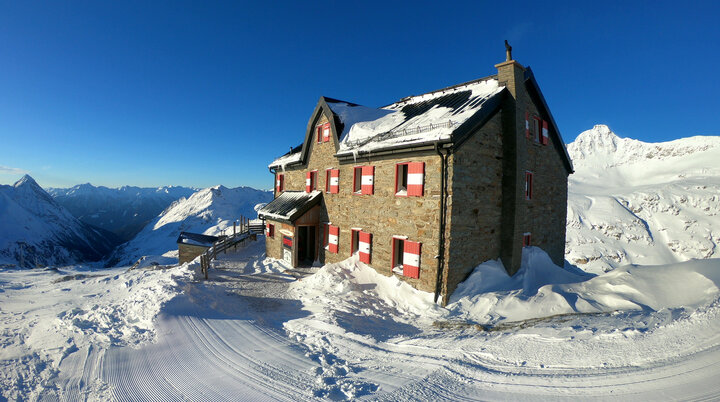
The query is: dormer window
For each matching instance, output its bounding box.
[316,122,331,143]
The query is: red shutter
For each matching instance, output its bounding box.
[330,169,339,193]
[358,231,371,264]
[328,225,339,253]
[266,224,274,237]
[322,122,331,142]
[407,162,425,196]
[525,111,530,139]
[403,240,421,279]
[361,166,374,195]
[276,174,281,193]
[305,171,312,192]
[541,120,549,145]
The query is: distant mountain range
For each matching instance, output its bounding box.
[47,184,197,243]
[566,125,720,273]
[0,175,118,268]
[107,185,272,267]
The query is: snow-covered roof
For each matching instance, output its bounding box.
[331,77,504,156]
[268,76,505,168]
[176,231,220,247]
[257,191,322,223]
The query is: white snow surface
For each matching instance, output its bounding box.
[108,184,271,267]
[566,125,720,273]
[4,241,718,400]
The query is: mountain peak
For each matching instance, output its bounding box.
[14,174,40,189]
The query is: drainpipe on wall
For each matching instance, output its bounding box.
[269,167,276,197]
[434,144,451,304]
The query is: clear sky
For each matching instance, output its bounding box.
[1,1,718,189]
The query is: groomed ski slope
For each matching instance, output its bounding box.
[1,239,719,400]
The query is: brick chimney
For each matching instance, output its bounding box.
[495,41,528,276]
[494,40,526,99]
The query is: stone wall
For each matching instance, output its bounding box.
[443,112,504,303]
[272,109,444,293]
[178,243,209,264]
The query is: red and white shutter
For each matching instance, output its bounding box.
[541,120,549,145]
[330,169,339,193]
[407,162,425,196]
[266,223,273,237]
[276,174,283,193]
[328,225,339,253]
[305,171,312,192]
[403,240,421,279]
[358,231,371,264]
[361,166,374,195]
[525,111,530,139]
[322,122,331,142]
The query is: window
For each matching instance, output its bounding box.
[353,166,374,195]
[266,223,275,238]
[276,174,284,193]
[305,170,317,192]
[316,122,331,143]
[323,223,329,249]
[523,232,532,247]
[352,167,362,194]
[533,117,542,143]
[525,171,533,200]
[392,237,421,279]
[395,163,409,195]
[325,168,339,193]
[351,229,360,255]
[396,162,424,197]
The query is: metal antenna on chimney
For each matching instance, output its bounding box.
[504,40,512,61]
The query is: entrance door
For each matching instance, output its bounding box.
[297,226,316,266]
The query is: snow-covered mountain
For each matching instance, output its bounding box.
[566,125,720,273]
[107,185,272,266]
[47,184,196,243]
[0,175,118,268]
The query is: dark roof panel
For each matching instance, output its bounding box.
[258,191,322,223]
[176,232,220,247]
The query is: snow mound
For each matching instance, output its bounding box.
[292,255,438,317]
[447,247,720,324]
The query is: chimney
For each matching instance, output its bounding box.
[494,40,526,98]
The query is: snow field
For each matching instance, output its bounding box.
[1,240,720,400]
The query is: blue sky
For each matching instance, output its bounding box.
[1,1,718,189]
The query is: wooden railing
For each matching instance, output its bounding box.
[199,216,260,279]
